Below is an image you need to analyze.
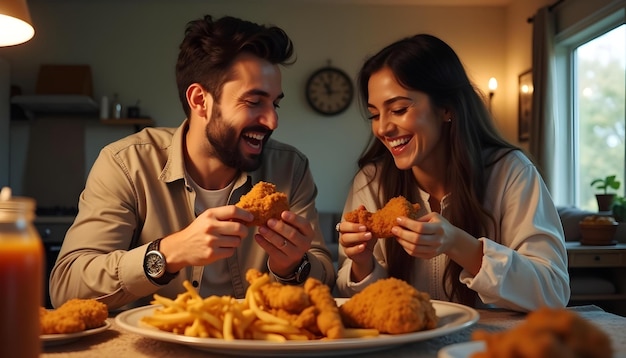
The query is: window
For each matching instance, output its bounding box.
[555,12,625,211]
[575,25,625,210]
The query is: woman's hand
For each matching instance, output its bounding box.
[392,212,483,275]
[337,207,377,282]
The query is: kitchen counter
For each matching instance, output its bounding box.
[41,305,626,358]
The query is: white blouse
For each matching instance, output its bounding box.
[335,150,570,312]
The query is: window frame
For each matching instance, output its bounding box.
[553,8,625,207]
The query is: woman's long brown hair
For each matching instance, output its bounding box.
[355,34,520,307]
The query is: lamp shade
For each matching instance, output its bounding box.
[0,0,34,47]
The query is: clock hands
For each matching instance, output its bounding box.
[324,82,334,96]
[306,66,354,115]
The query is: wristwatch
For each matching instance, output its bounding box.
[272,253,311,285]
[144,239,178,285]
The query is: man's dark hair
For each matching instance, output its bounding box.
[175,15,295,117]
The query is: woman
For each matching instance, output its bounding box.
[335,34,570,312]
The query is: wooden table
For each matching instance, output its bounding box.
[41,305,626,358]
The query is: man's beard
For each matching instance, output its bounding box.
[204,105,270,172]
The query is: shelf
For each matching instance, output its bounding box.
[100,118,154,126]
[100,118,154,132]
[11,95,154,132]
[11,94,99,114]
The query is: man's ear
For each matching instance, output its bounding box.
[187,83,213,120]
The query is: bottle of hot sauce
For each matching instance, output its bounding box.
[0,187,43,358]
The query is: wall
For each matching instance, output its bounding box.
[0,0,544,212]
[504,0,552,152]
[0,58,8,188]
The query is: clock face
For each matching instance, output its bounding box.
[305,67,354,116]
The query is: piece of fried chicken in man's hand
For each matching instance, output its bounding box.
[339,277,438,334]
[236,181,289,226]
[344,196,421,238]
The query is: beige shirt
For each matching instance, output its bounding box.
[50,119,335,310]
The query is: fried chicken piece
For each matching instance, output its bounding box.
[236,181,290,226]
[304,278,345,339]
[245,268,320,337]
[471,307,613,358]
[60,299,109,329]
[259,283,311,313]
[339,277,438,334]
[344,196,421,238]
[245,268,264,284]
[291,305,320,333]
[245,268,310,312]
[40,299,108,334]
[40,308,85,334]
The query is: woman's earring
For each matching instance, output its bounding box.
[447,118,452,122]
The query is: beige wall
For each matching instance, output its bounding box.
[504,0,552,152]
[0,0,551,211]
[0,58,9,187]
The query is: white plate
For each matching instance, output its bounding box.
[41,320,111,346]
[115,299,479,357]
[438,341,486,358]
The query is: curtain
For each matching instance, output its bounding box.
[529,6,558,192]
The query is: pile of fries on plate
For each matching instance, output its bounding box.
[139,269,378,341]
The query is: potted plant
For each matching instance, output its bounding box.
[612,195,626,222]
[591,175,621,211]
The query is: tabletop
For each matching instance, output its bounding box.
[41,305,626,358]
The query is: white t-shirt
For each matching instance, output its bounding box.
[187,175,236,298]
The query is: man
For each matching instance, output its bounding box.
[50,15,335,310]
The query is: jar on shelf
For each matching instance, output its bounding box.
[0,187,44,358]
[111,93,123,119]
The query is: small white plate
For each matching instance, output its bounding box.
[438,341,486,358]
[41,320,111,346]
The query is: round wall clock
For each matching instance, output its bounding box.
[305,66,354,116]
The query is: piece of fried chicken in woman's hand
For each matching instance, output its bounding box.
[236,181,289,226]
[344,196,421,238]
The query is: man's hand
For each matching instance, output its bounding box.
[159,205,254,273]
[255,210,313,277]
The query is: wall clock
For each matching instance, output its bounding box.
[305,66,354,116]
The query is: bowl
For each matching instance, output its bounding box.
[579,219,618,246]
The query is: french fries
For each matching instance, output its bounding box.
[139,270,380,341]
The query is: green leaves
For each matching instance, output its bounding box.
[590,175,621,194]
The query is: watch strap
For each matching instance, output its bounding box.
[270,254,311,285]
[144,238,178,285]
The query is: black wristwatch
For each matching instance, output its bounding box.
[144,239,178,285]
[272,253,311,285]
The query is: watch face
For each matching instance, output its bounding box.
[305,67,354,116]
[145,251,165,278]
[295,255,311,283]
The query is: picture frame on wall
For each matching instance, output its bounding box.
[518,69,533,142]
